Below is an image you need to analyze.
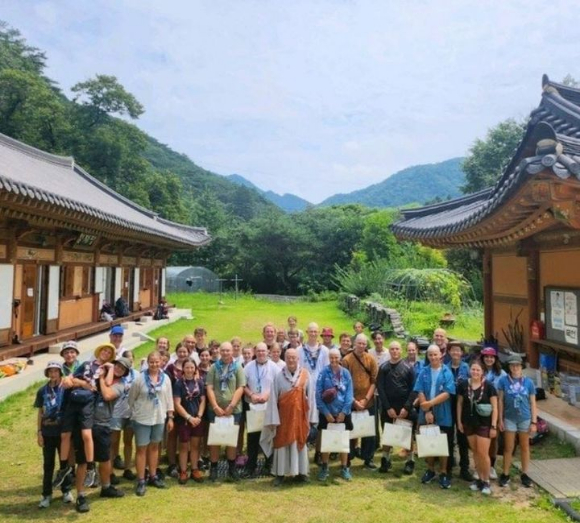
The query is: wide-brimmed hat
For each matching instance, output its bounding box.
[94,343,116,363]
[321,327,334,338]
[447,341,465,351]
[113,356,132,376]
[506,354,523,366]
[60,340,79,357]
[481,347,497,357]
[44,361,63,377]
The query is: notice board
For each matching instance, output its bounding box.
[545,286,580,348]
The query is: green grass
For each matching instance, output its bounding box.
[0,293,572,523]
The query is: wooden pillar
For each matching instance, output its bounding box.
[527,249,540,368]
[483,249,493,341]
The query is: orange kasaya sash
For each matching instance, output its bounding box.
[273,368,309,451]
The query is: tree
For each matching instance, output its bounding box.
[71,74,144,126]
[562,74,579,87]
[462,118,526,194]
[0,21,47,76]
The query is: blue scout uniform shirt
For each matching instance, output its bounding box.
[316,365,354,417]
[446,360,470,385]
[413,364,456,427]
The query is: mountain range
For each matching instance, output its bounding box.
[226,157,466,212]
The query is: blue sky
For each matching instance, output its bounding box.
[3,1,579,203]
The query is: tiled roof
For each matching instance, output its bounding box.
[0,132,210,248]
[393,75,580,243]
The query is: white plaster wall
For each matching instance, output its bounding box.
[47,265,60,320]
[114,267,122,300]
[133,268,140,303]
[161,269,166,297]
[94,267,105,308]
[0,264,14,329]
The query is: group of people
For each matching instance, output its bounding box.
[35,318,538,513]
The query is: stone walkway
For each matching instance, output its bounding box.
[0,307,192,402]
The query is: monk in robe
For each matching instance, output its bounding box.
[260,348,310,486]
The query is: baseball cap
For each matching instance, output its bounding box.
[481,347,497,357]
[110,325,124,336]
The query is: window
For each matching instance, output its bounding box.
[60,265,94,298]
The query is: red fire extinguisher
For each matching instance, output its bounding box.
[530,320,545,340]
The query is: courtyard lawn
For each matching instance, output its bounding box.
[0,294,570,523]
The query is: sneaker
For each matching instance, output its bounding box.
[110,473,120,486]
[421,469,437,484]
[52,466,72,489]
[364,460,377,470]
[123,469,136,481]
[148,476,166,489]
[295,474,310,483]
[135,480,146,497]
[481,482,492,496]
[190,469,204,483]
[403,460,415,475]
[460,469,474,482]
[521,473,533,488]
[100,485,125,498]
[113,455,125,470]
[499,473,510,487]
[209,467,218,482]
[272,475,284,487]
[470,480,482,492]
[317,466,329,481]
[489,467,498,480]
[228,466,241,482]
[38,495,51,509]
[379,457,392,473]
[439,473,451,489]
[62,491,74,504]
[340,467,352,481]
[84,468,97,489]
[75,495,90,513]
[166,464,178,478]
[178,471,188,485]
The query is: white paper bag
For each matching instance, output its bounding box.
[246,409,265,433]
[381,422,413,450]
[320,428,350,453]
[208,422,240,447]
[416,433,449,458]
[350,410,376,439]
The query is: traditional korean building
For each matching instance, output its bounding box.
[0,132,210,359]
[393,75,580,374]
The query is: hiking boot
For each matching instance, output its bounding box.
[379,457,392,473]
[273,475,284,487]
[62,491,74,504]
[84,469,97,489]
[113,455,125,470]
[178,471,188,485]
[38,495,51,509]
[403,460,415,475]
[148,476,166,489]
[75,495,90,513]
[364,460,377,470]
[52,466,72,488]
[190,469,204,483]
[135,480,146,497]
[481,482,492,496]
[499,473,510,487]
[439,473,451,489]
[460,468,474,482]
[110,473,120,485]
[209,467,218,482]
[521,473,533,488]
[340,467,352,481]
[421,469,436,484]
[317,466,329,481]
[100,485,125,498]
[123,469,136,481]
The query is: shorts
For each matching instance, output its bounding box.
[132,421,165,447]
[61,400,94,433]
[503,418,531,433]
[177,420,205,442]
[463,424,491,438]
[318,413,353,431]
[206,411,242,425]
[74,424,111,464]
[110,417,132,431]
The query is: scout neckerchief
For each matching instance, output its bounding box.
[43,381,64,420]
[182,377,201,401]
[143,370,165,405]
[303,344,320,371]
[468,378,485,414]
[215,359,238,392]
